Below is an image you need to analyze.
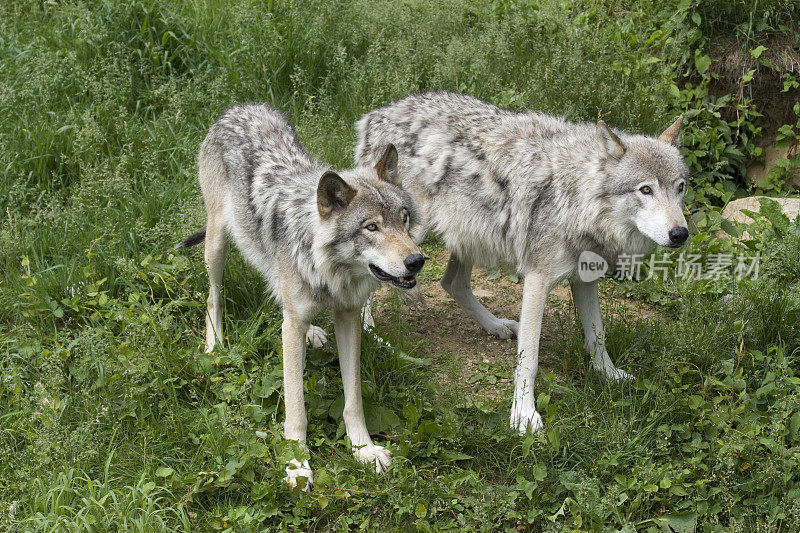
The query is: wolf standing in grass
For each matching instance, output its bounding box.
[356,92,689,434]
[178,103,425,488]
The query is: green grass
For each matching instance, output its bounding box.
[1,0,799,531]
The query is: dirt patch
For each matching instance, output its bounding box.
[370,245,662,406]
[369,247,618,402]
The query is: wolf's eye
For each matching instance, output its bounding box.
[402,211,409,225]
[639,186,652,195]
[365,223,378,231]
[677,183,685,193]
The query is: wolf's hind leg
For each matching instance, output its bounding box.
[204,216,227,353]
[305,325,327,348]
[440,254,519,339]
[361,293,376,330]
[359,293,396,349]
[570,278,633,381]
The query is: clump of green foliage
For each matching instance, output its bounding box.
[1,0,798,531]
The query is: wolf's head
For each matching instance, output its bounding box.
[317,144,425,289]
[597,116,690,249]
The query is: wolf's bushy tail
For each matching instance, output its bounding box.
[173,225,207,250]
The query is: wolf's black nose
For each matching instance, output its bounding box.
[669,226,689,245]
[404,253,425,273]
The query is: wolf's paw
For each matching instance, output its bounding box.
[353,444,392,474]
[361,306,376,330]
[510,404,544,435]
[285,459,314,492]
[204,338,220,354]
[305,325,327,348]
[486,318,520,339]
[595,364,634,382]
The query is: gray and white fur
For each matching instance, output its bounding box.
[180,102,425,489]
[355,91,689,434]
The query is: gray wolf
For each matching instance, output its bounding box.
[355,91,688,434]
[178,102,425,488]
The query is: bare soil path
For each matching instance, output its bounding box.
[369,246,576,402]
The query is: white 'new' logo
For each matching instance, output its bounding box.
[578,251,608,282]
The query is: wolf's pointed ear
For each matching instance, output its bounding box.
[375,144,400,185]
[318,171,356,219]
[658,115,683,147]
[597,120,626,159]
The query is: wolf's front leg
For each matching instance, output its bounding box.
[334,308,392,474]
[510,271,554,435]
[282,313,314,490]
[570,278,632,381]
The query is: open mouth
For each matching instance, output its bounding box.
[369,264,417,289]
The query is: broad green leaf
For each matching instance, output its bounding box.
[660,513,697,533]
[750,45,768,59]
[533,463,547,482]
[317,495,329,509]
[758,197,790,232]
[720,219,738,237]
[546,427,560,450]
[365,401,400,433]
[695,53,711,76]
[439,450,473,461]
[155,467,174,478]
[790,412,800,436]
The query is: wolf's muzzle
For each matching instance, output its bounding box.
[668,226,689,246]
[404,253,425,273]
